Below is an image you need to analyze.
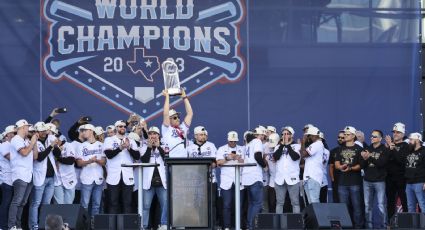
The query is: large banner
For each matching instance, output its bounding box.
[0,0,422,145]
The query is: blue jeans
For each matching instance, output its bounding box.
[221,184,246,228]
[54,185,76,204]
[304,179,321,204]
[80,183,103,217]
[29,177,55,229]
[363,180,386,229]
[339,185,364,228]
[406,183,425,213]
[244,181,263,229]
[0,184,13,229]
[143,186,168,228]
[8,180,33,229]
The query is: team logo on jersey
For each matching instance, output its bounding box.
[42,0,246,119]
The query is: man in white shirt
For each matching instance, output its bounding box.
[274,126,301,213]
[216,131,244,230]
[76,124,106,218]
[241,128,266,229]
[0,125,15,230]
[161,89,193,158]
[8,120,39,230]
[301,126,326,204]
[103,120,140,214]
[53,139,77,204]
[29,122,60,230]
[140,127,168,230]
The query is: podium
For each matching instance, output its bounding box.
[165,157,215,229]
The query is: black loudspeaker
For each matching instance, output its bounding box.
[303,203,352,229]
[281,213,304,229]
[255,213,304,229]
[390,213,425,229]
[94,214,117,230]
[117,214,140,230]
[39,204,88,230]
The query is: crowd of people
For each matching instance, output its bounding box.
[0,89,424,230]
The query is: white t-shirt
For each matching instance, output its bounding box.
[187,141,218,182]
[0,142,12,185]
[139,145,167,190]
[303,140,326,184]
[161,123,189,158]
[76,141,105,185]
[103,135,138,186]
[10,135,33,183]
[274,143,301,186]
[56,142,77,189]
[241,138,264,186]
[216,144,245,190]
[321,148,330,187]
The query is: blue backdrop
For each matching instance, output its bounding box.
[0,0,422,147]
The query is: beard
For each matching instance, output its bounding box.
[408,143,416,151]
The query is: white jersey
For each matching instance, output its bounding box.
[264,146,277,187]
[56,142,77,189]
[241,138,264,186]
[187,141,217,182]
[140,145,167,190]
[71,141,82,190]
[274,143,301,186]
[76,141,105,185]
[216,144,245,190]
[10,135,33,183]
[33,139,59,186]
[161,123,189,158]
[303,140,326,184]
[321,148,330,187]
[0,142,12,185]
[103,135,138,186]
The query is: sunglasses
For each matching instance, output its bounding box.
[371,135,380,139]
[337,137,344,139]
[282,133,292,136]
[171,116,180,120]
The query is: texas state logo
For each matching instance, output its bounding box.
[42,0,246,120]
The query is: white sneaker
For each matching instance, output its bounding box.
[158,225,167,230]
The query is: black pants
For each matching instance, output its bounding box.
[386,178,408,220]
[267,186,276,213]
[108,178,133,214]
[320,186,328,203]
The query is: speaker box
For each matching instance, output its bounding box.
[117,214,140,230]
[391,213,425,229]
[281,213,304,229]
[39,204,89,230]
[94,214,117,230]
[303,203,352,229]
[255,213,304,229]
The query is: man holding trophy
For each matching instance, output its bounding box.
[161,58,194,158]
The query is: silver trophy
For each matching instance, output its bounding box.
[162,58,182,96]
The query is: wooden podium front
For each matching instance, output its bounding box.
[165,157,215,229]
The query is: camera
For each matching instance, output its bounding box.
[55,107,67,113]
[82,116,92,122]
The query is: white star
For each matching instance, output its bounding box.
[145,59,152,67]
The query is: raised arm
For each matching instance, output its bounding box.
[181,90,193,127]
[162,90,170,127]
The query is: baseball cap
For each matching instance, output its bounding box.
[45,123,57,132]
[148,126,160,135]
[409,132,423,142]
[319,131,325,140]
[94,126,104,136]
[254,126,267,135]
[79,124,95,131]
[303,124,314,130]
[4,125,16,135]
[393,122,406,134]
[305,126,320,136]
[114,120,126,127]
[267,133,280,148]
[282,126,295,135]
[127,132,140,142]
[267,126,276,133]
[34,122,49,132]
[16,119,32,128]
[344,126,357,135]
[194,126,206,135]
[169,109,181,117]
[106,125,115,130]
[29,126,35,132]
[227,131,239,142]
